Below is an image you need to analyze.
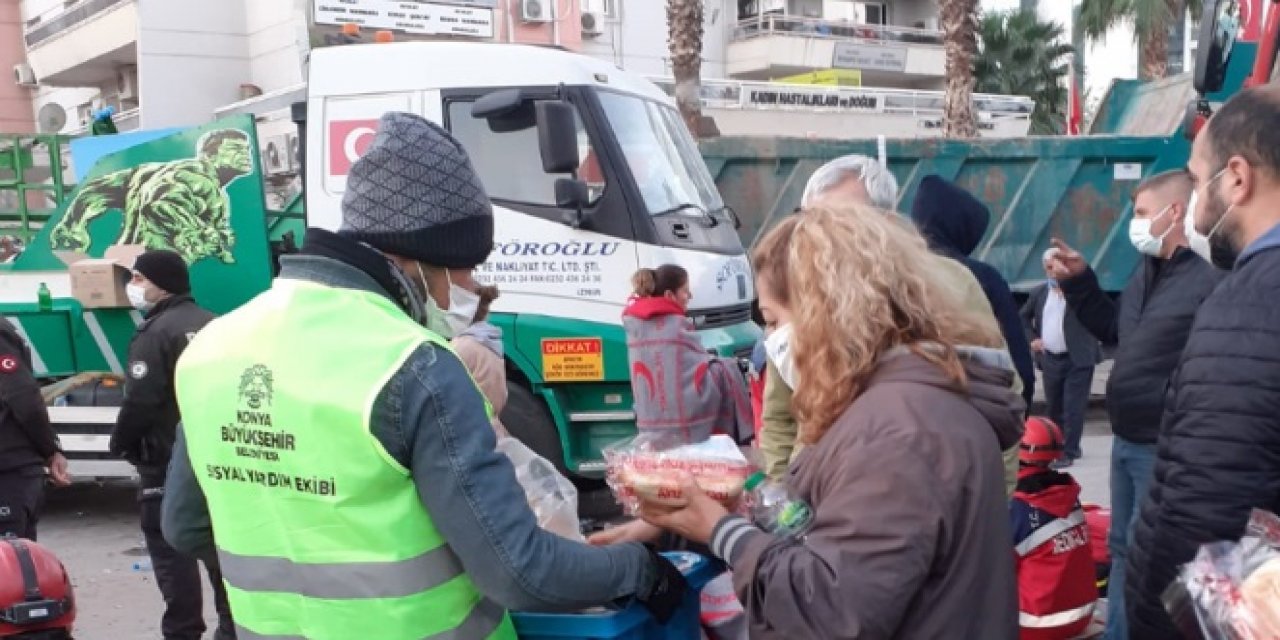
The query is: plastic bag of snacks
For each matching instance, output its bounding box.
[1164,509,1280,640]
[604,434,755,515]
[497,437,584,542]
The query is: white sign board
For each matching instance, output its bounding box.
[1114,163,1144,181]
[314,1,495,39]
[832,42,909,72]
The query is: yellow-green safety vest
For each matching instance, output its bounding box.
[175,278,516,640]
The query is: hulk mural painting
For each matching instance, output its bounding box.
[50,129,253,264]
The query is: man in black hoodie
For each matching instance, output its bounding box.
[911,175,1036,409]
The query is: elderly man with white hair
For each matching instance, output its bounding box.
[1019,248,1101,468]
[758,154,1026,496]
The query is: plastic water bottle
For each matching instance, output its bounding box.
[132,559,152,572]
[743,471,813,540]
[37,283,52,312]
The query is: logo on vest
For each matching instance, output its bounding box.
[239,364,273,410]
[209,363,338,497]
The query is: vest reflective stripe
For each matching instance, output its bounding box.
[176,279,515,640]
[1015,508,1087,557]
[234,597,510,640]
[1019,600,1095,628]
[216,546,465,599]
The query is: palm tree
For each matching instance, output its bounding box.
[667,0,704,136]
[940,0,981,138]
[1079,0,1202,80]
[976,10,1075,134]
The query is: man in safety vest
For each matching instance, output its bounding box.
[1010,417,1097,640]
[160,112,688,640]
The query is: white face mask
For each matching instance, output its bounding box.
[126,283,153,312]
[1185,190,1213,262]
[763,324,797,389]
[1129,204,1174,257]
[445,273,481,336]
[413,262,456,339]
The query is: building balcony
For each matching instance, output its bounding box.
[728,15,945,89]
[22,0,138,87]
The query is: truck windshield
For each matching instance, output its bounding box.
[597,91,725,217]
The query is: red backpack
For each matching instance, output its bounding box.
[1083,504,1112,596]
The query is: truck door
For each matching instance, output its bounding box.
[441,89,642,324]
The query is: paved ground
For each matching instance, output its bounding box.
[40,482,221,639]
[36,364,1118,638]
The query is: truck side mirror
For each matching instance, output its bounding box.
[1193,0,1241,95]
[536,102,580,174]
[472,89,525,119]
[474,89,536,133]
[555,178,591,228]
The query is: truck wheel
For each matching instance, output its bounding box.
[500,382,567,474]
[500,382,621,522]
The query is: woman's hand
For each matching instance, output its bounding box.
[636,474,730,545]
[588,519,663,546]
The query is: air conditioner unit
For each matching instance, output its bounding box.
[261,135,292,174]
[286,132,300,170]
[522,0,552,22]
[13,63,36,88]
[116,66,138,100]
[581,11,605,36]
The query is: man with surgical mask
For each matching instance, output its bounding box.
[1125,86,1280,639]
[1045,169,1220,640]
[160,113,686,640]
[111,249,234,640]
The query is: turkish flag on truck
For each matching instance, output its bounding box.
[327,119,380,177]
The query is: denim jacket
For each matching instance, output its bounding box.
[161,253,653,611]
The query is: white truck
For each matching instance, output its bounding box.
[9,42,760,497]
[305,42,760,486]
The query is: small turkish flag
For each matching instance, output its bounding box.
[327,119,381,177]
[0,355,18,374]
[1067,61,1083,136]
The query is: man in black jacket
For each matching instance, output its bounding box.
[1020,250,1100,468]
[1047,168,1219,640]
[912,174,1036,407]
[0,319,70,540]
[1124,85,1280,639]
[112,250,233,640]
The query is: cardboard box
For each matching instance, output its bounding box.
[55,245,146,309]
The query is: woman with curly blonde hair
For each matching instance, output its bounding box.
[638,205,1024,639]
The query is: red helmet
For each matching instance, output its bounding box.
[0,539,74,638]
[1020,416,1065,466]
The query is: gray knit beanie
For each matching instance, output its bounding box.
[340,112,494,268]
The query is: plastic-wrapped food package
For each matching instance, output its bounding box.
[604,434,755,515]
[1164,509,1280,640]
[496,437,584,542]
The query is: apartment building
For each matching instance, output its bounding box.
[9,0,1031,144]
[12,0,577,136]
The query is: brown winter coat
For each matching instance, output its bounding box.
[711,347,1023,640]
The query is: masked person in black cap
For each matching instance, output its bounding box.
[111,249,233,640]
